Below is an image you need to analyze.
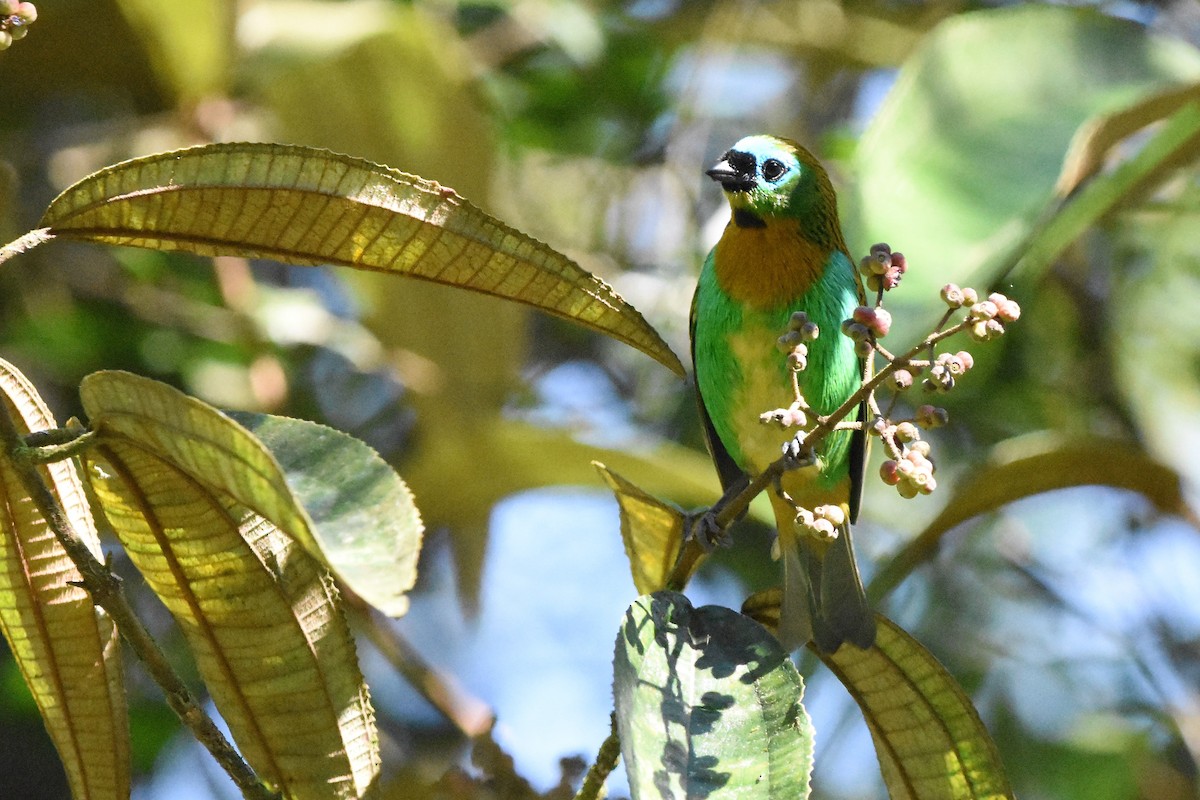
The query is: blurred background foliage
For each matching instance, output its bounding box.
[2,0,1200,798]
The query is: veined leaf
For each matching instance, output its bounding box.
[818,615,1013,800]
[226,412,422,617]
[593,462,684,595]
[79,372,379,798]
[78,370,419,613]
[614,592,814,800]
[38,142,684,377]
[0,358,129,800]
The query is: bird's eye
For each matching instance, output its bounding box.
[762,159,787,182]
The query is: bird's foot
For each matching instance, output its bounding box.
[781,432,816,470]
[687,509,732,551]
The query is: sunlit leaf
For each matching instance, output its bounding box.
[593,462,684,594]
[614,592,814,800]
[869,433,1193,602]
[0,358,129,800]
[80,372,379,799]
[819,615,1013,800]
[226,412,422,617]
[849,5,1200,296]
[39,142,684,377]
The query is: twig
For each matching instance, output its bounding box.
[0,406,279,800]
[344,595,495,737]
[574,714,621,800]
[665,315,974,591]
[0,228,53,266]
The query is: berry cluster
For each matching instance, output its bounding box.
[763,243,1020,515]
[859,243,907,293]
[0,1,36,50]
[761,311,822,429]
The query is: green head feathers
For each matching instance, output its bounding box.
[707,134,845,252]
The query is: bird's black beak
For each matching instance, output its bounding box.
[706,151,755,193]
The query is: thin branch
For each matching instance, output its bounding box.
[574,714,621,800]
[0,406,279,800]
[665,314,974,591]
[344,595,495,737]
[0,228,53,266]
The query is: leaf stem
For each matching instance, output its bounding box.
[0,228,53,266]
[575,714,621,800]
[0,405,279,800]
[345,595,495,737]
[665,314,973,590]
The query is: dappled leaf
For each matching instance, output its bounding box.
[593,462,684,595]
[39,142,684,377]
[80,372,379,799]
[0,358,129,800]
[226,411,422,617]
[869,434,1193,602]
[614,592,814,800]
[819,616,1013,800]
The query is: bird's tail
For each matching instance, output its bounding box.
[773,501,876,654]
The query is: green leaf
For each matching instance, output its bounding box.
[869,433,1192,602]
[850,5,1200,294]
[1008,98,1200,284]
[80,371,379,799]
[113,0,230,103]
[226,412,422,617]
[614,592,814,800]
[1055,82,1200,195]
[38,142,684,377]
[0,359,130,800]
[593,462,684,595]
[818,615,1013,800]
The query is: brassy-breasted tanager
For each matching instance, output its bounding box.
[691,134,876,654]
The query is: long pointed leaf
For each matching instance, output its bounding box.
[39,142,684,376]
[869,433,1192,603]
[819,616,1012,800]
[85,443,378,800]
[0,359,129,800]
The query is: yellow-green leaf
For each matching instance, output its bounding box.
[869,433,1192,602]
[39,142,684,377]
[594,462,684,595]
[77,370,419,613]
[0,358,129,800]
[819,616,1013,800]
[1056,82,1200,196]
[84,438,378,799]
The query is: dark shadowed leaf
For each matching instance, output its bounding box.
[614,592,814,800]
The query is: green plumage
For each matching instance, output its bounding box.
[691,135,876,653]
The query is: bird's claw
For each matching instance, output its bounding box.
[781,433,816,470]
[687,510,732,551]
